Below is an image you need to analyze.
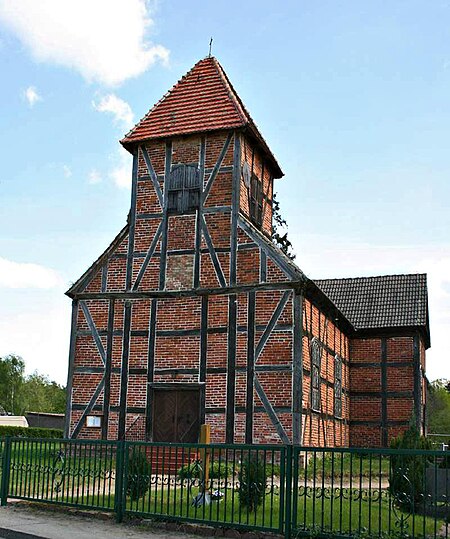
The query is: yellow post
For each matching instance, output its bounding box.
[199,424,211,493]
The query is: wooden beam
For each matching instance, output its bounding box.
[145,299,157,440]
[75,280,303,300]
[126,150,139,291]
[201,215,226,287]
[292,291,303,445]
[199,295,208,425]
[254,377,290,443]
[101,264,108,293]
[230,131,240,285]
[260,249,267,282]
[226,294,237,443]
[140,145,163,207]
[194,136,206,288]
[245,291,256,444]
[118,301,132,440]
[158,141,172,290]
[413,334,422,432]
[79,301,106,364]
[64,299,78,438]
[381,338,388,447]
[71,374,106,439]
[102,298,115,440]
[202,132,232,202]
[237,216,303,281]
[255,290,291,361]
[132,221,163,290]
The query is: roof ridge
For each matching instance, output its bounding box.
[122,58,206,143]
[211,57,249,125]
[314,273,427,282]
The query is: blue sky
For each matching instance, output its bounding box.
[0,0,449,384]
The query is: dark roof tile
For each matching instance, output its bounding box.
[314,274,429,334]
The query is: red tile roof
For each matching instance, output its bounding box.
[120,57,283,177]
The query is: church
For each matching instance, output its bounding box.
[65,57,430,448]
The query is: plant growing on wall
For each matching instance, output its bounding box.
[272,192,296,260]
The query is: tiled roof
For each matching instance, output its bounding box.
[314,274,429,334]
[120,57,283,177]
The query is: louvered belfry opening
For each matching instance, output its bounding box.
[167,163,201,213]
[249,172,263,227]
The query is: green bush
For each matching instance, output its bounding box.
[390,424,432,509]
[177,459,232,481]
[127,449,151,501]
[0,425,63,439]
[237,453,267,512]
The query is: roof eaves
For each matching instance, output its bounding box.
[66,223,129,298]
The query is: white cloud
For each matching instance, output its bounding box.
[0,257,62,289]
[88,169,102,185]
[23,85,41,107]
[93,93,134,130]
[0,0,169,86]
[109,147,132,189]
[0,288,70,384]
[291,234,450,381]
[62,164,72,178]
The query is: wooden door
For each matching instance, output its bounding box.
[152,388,200,442]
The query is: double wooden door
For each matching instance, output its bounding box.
[152,387,200,443]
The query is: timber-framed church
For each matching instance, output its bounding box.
[65,57,430,448]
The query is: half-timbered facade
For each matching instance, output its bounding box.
[65,57,430,447]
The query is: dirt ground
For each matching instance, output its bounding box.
[0,503,202,539]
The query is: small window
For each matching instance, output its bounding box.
[167,164,200,213]
[310,338,322,412]
[86,415,101,428]
[334,354,343,418]
[249,173,263,227]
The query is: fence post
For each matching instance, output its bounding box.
[114,440,125,523]
[0,437,11,506]
[284,444,293,539]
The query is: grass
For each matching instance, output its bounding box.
[124,484,445,538]
[1,443,447,537]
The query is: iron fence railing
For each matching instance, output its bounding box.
[0,437,448,539]
[292,446,449,539]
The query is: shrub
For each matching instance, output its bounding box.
[0,426,63,439]
[127,449,151,501]
[237,453,267,512]
[390,424,432,509]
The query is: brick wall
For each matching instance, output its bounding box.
[67,128,424,449]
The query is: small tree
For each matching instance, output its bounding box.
[389,423,432,509]
[237,453,267,512]
[127,449,151,501]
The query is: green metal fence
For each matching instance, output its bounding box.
[0,437,448,539]
[292,446,449,539]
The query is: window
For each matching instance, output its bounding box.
[86,415,101,428]
[334,354,343,418]
[167,164,200,213]
[310,337,322,411]
[249,173,263,227]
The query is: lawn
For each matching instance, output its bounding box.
[1,442,447,538]
[124,482,445,538]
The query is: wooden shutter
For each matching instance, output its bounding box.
[250,173,263,227]
[311,338,322,412]
[167,164,200,213]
